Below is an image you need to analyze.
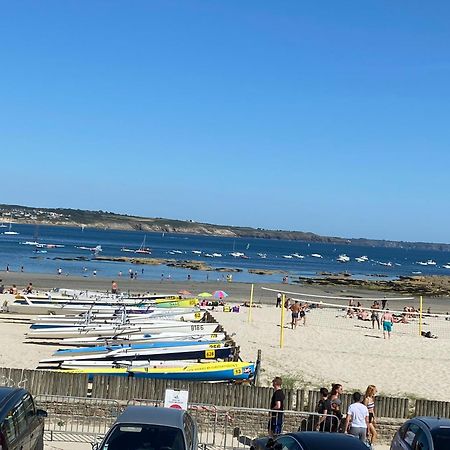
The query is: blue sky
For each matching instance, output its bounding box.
[1,1,449,243]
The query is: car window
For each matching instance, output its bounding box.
[22,393,36,422]
[412,428,429,450]
[101,424,186,450]
[404,424,421,447]
[276,436,302,450]
[431,427,450,450]
[1,413,17,445]
[11,402,28,437]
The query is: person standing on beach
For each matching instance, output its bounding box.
[111,281,118,294]
[276,292,282,308]
[268,377,285,437]
[299,303,307,326]
[344,392,369,442]
[363,385,378,446]
[290,301,301,329]
[371,301,381,330]
[382,309,394,339]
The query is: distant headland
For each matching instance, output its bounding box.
[1,203,449,251]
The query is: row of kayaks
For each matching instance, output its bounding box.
[29,289,255,382]
[57,361,256,381]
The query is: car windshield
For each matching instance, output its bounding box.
[100,423,185,450]
[432,427,450,450]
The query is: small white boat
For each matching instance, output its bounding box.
[417,259,437,266]
[311,253,323,258]
[3,223,19,235]
[230,252,244,257]
[355,256,368,263]
[204,253,214,258]
[192,250,202,255]
[443,264,450,269]
[337,254,350,263]
[291,253,304,259]
[171,250,183,254]
[212,253,222,257]
[282,255,293,259]
[257,253,267,258]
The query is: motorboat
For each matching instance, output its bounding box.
[337,254,350,263]
[311,253,323,258]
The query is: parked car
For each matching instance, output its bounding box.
[390,416,450,450]
[95,406,198,450]
[251,432,371,450]
[0,386,47,450]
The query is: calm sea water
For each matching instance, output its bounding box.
[1,224,449,282]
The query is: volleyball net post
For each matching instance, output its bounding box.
[248,283,254,323]
[419,295,423,336]
[280,293,285,348]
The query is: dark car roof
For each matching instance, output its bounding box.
[286,432,369,449]
[0,387,28,422]
[114,406,187,428]
[413,417,450,431]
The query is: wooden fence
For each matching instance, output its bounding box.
[0,365,445,419]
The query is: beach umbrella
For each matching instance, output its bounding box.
[198,292,213,298]
[212,290,228,299]
[178,290,192,296]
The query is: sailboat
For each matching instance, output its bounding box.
[3,223,19,235]
[135,235,151,254]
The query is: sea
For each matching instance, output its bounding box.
[1,223,449,283]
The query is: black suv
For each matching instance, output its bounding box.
[0,386,47,450]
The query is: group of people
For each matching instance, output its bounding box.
[314,383,378,445]
[346,299,398,339]
[0,282,33,295]
[269,378,378,447]
[275,293,308,329]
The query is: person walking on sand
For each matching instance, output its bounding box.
[299,303,307,326]
[382,309,394,339]
[276,292,282,308]
[268,377,285,437]
[344,391,369,442]
[364,385,378,446]
[371,301,381,330]
[290,301,301,329]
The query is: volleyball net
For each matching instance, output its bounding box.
[261,287,450,339]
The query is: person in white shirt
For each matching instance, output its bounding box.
[344,391,369,441]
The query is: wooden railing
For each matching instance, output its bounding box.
[0,366,445,419]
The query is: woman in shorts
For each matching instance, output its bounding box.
[364,385,378,445]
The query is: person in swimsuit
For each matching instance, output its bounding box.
[382,309,394,339]
[363,385,378,445]
[371,301,380,330]
[299,303,306,326]
[290,301,301,329]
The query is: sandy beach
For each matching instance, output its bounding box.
[0,274,449,400]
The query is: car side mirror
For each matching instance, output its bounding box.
[36,409,48,418]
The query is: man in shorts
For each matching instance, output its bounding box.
[268,377,285,436]
[382,309,394,339]
[290,301,301,329]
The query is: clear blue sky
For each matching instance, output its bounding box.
[1,1,449,243]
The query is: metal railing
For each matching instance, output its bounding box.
[35,395,340,448]
[35,394,120,441]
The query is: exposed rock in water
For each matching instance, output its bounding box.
[248,269,288,275]
[294,274,450,296]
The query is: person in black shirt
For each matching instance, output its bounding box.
[269,377,285,436]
